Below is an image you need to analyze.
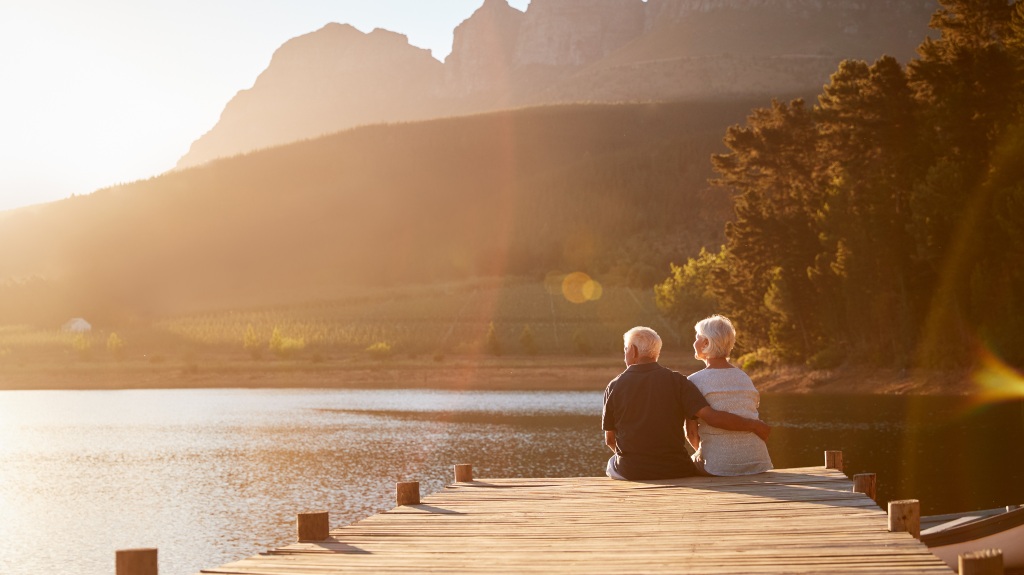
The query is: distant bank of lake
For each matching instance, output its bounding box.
[1,389,1021,575]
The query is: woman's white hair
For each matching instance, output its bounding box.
[694,315,736,359]
[624,326,662,360]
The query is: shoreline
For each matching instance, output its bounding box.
[751,365,975,395]
[0,354,976,394]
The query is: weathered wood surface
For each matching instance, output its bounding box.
[195,467,953,574]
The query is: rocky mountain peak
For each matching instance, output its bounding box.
[514,0,646,68]
[176,22,442,169]
[444,0,525,96]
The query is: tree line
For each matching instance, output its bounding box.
[657,0,1024,369]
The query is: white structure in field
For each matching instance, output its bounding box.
[61,318,92,333]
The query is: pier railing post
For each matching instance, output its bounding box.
[888,499,920,538]
[397,481,420,505]
[958,548,1003,575]
[824,450,843,472]
[296,511,330,541]
[116,548,157,575]
[852,473,877,501]
[454,463,473,483]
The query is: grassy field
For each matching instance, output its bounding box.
[0,276,695,378]
[0,276,973,394]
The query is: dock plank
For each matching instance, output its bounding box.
[195,469,953,574]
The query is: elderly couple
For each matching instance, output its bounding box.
[602,316,773,480]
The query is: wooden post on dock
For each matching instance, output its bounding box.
[397,481,420,505]
[824,450,844,472]
[888,499,921,538]
[852,473,877,501]
[296,511,330,541]
[958,548,1003,575]
[454,463,473,483]
[116,548,157,575]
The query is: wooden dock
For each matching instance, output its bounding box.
[192,466,955,574]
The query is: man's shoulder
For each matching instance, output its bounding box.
[606,369,629,390]
[608,363,682,387]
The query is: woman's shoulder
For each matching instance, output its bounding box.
[689,366,755,388]
[688,365,747,378]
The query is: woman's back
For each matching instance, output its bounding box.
[689,367,773,476]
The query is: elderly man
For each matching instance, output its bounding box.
[602,326,771,480]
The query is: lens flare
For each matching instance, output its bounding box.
[971,346,1024,403]
[561,272,602,304]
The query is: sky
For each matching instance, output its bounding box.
[0,0,530,212]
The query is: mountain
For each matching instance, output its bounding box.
[177,23,444,169]
[443,0,524,103]
[0,100,758,324]
[177,0,938,168]
[549,0,937,103]
[512,0,645,68]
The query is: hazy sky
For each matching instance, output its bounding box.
[0,0,530,212]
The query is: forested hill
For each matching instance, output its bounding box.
[0,98,767,324]
[657,0,1024,370]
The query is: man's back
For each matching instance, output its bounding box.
[602,362,709,480]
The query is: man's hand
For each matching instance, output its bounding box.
[751,419,771,442]
[695,406,771,443]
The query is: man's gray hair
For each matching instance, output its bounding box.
[623,326,662,360]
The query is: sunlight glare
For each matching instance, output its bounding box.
[971,346,1024,404]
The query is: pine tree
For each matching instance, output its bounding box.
[655,248,723,330]
[814,56,922,362]
[106,332,125,360]
[908,0,1023,366]
[244,324,262,360]
[711,99,825,359]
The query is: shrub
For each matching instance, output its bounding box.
[365,341,393,360]
[243,324,263,360]
[806,346,847,370]
[269,327,305,359]
[735,348,777,372]
[572,329,592,356]
[485,322,501,356]
[107,333,124,359]
[72,333,92,359]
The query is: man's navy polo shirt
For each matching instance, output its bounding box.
[601,361,710,480]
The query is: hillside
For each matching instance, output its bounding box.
[0,99,763,325]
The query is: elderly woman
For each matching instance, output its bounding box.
[687,315,773,476]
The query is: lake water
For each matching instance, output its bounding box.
[1,389,1022,575]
